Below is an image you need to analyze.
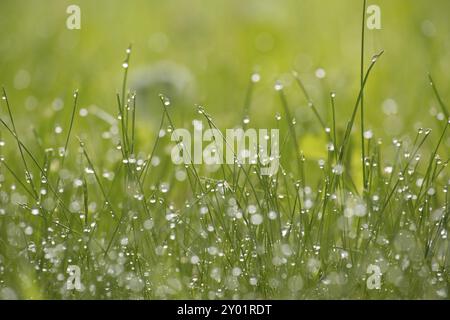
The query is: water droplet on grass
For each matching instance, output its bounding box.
[384,166,393,174]
[268,211,277,220]
[207,246,219,255]
[274,81,283,91]
[315,68,326,79]
[333,164,344,175]
[232,267,242,277]
[251,73,260,83]
[79,108,88,117]
[364,130,373,139]
[160,183,169,193]
[54,125,63,134]
[143,219,154,230]
[24,226,33,235]
[251,214,263,225]
[190,255,200,264]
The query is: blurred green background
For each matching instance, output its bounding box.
[0,0,449,148]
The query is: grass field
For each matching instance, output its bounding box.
[0,0,449,299]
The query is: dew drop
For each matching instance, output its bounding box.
[315,68,326,79]
[190,255,200,265]
[160,183,169,193]
[251,73,260,83]
[274,81,283,91]
[364,130,373,139]
[250,214,263,225]
[268,211,278,220]
[143,219,154,230]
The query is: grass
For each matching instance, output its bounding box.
[0,1,449,300]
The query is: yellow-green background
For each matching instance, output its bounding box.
[0,0,449,145]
